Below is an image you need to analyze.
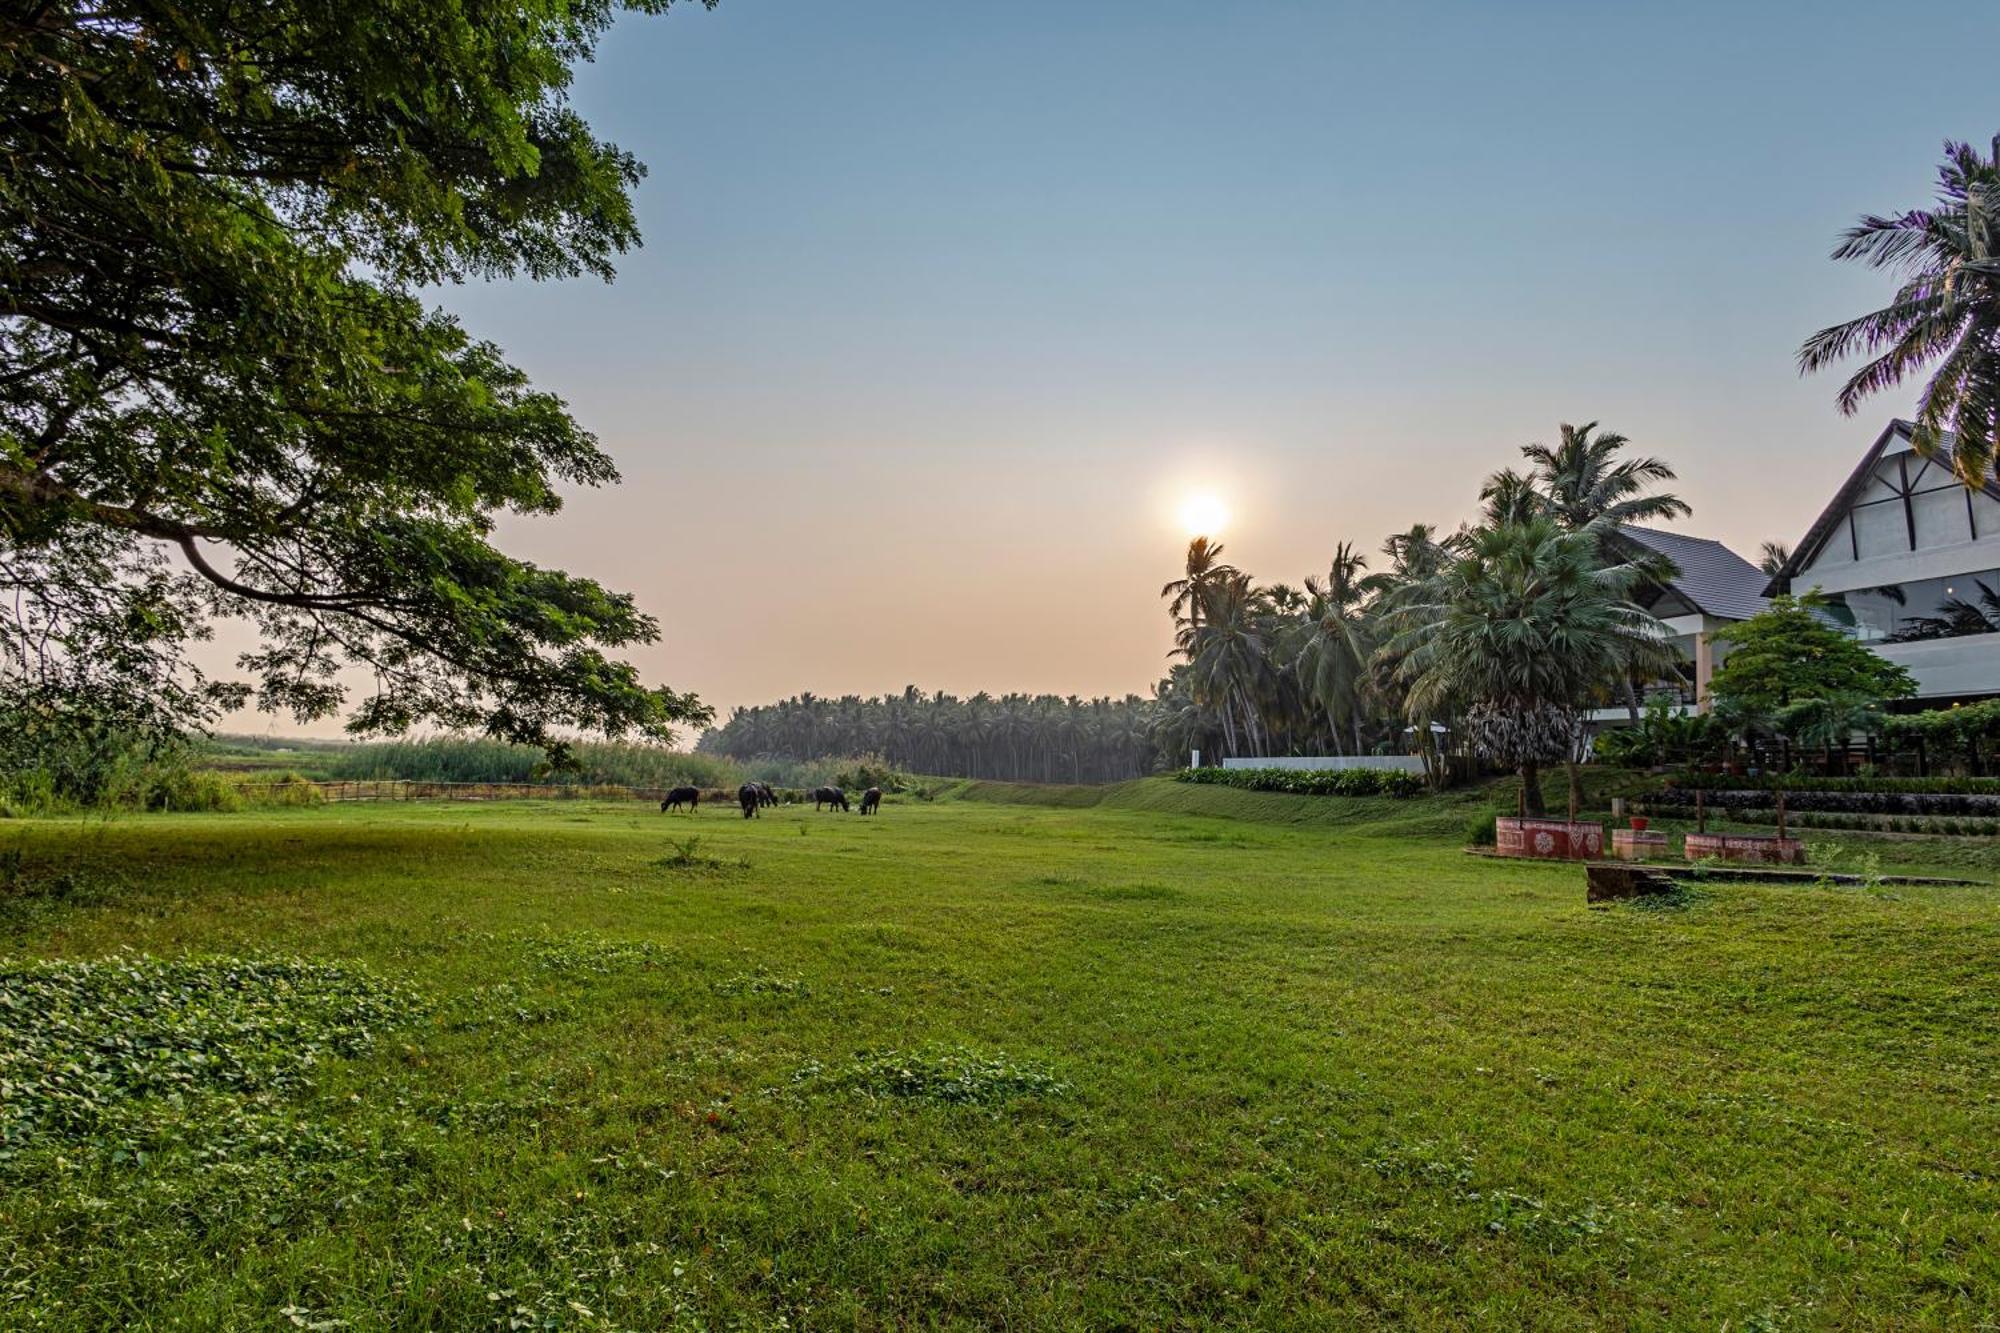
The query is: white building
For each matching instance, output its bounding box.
[1614,523,1771,714]
[1764,419,2000,703]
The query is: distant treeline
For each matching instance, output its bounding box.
[698,690,1158,784]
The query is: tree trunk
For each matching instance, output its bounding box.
[1623,674,1642,724]
[1565,760,1581,822]
[1519,761,1545,816]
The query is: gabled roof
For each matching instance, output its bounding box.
[1765,419,2000,596]
[1616,524,1771,622]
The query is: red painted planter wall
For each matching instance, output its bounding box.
[1495,818,1605,860]
[1682,832,1805,865]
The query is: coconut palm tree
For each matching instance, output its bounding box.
[1758,541,1792,577]
[1800,135,2000,487]
[1388,518,1671,816]
[1290,543,1380,754]
[1479,468,1542,526]
[1178,571,1276,758]
[1160,537,1237,637]
[1510,421,1689,720]
[1521,422,1691,533]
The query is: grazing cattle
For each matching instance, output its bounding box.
[660,785,700,814]
[738,783,763,819]
[859,787,883,815]
[813,785,849,812]
[756,782,778,808]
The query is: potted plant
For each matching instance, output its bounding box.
[1629,815,1649,832]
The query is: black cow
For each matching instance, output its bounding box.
[859,787,883,815]
[660,785,700,813]
[755,781,778,808]
[738,783,763,818]
[812,785,849,812]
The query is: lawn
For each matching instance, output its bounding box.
[2,783,1997,1329]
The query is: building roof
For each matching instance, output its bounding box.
[1616,524,1771,622]
[1765,419,2000,596]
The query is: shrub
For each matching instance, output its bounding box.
[1665,773,2000,796]
[144,768,243,813]
[1174,766,1428,798]
[1465,810,1499,846]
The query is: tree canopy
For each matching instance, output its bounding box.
[1801,135,2000,486]
[1707,596,1917,717]
[1,0,711,754]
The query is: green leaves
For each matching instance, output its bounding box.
[1708,595,1917,718]
[1802,137,2000,487]
[0,954,420,1159]
[1,1,712,750]
[1176,765,1426,798]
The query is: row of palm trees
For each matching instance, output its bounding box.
[698,688,1157,784]
[1159,424,1690,813]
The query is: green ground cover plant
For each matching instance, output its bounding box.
[1175,764,1427,797]
[0,781,1995,1327]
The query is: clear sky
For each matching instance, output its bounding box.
[224,0,2000,735]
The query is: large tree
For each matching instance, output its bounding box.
[1,0,711,754]
[1800,135,2000,487]
[1389,518,1670,816]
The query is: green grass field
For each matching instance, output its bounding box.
[3,783,1998,1329]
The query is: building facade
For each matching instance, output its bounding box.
[1765,420,2000,703]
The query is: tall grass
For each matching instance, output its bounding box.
[320,736,874,791]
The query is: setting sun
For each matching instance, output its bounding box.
[1177,492,1229,536]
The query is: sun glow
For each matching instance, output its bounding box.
[1177,492,1229,537]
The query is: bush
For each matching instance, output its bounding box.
[144,769,243,813]
[1665,772,2000,796]
[1465,809,1499,846]
[1174,766,1428,798]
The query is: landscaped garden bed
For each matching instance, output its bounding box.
[1683,831,1805,866]
[1495,816,1604,860]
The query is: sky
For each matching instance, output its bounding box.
[219,0,2000,737]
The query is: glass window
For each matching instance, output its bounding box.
[1822,568,2000,642]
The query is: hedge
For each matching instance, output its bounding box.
[1175,766,1428,798]
[1635,803,2000,838]
[1642,788,2000,817]
[1664,773,2000,796]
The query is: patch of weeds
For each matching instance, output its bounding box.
[654,836,748,876]
[711,969,808,998]
[438,981,577,1033]
[1472,1189,1615,1250]
[0,855,124,908]
[785,1045,1071,1108]
[1363,1139,1476,1190]
[525,935,676,977]
[1808,842,1886,892]
[1366,1139,1620,1252]
[0,953,421,1160]
[1626,881,1707,913]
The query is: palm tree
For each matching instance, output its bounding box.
[1178,572,1276,758]
[1388,518,1671,816]
[1757,541,1792,577]
[1479,468,1542,527]
[1160,537,1237,637]
[1513,421,1689,720]
[1520,422,1691,533]
[1291,543,1379,754]
[1800,135,2000,487]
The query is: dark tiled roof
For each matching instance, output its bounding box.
[1617,524,1771,622]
